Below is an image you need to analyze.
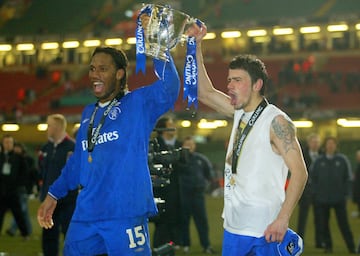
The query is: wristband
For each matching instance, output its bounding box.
[48,192,58,201]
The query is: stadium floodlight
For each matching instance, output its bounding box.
[197,119,228,129]
[62,41,80,48]
[221,31,241,38]
[105,38,123,45]
[247,29,267,37]
[273,27,294,35]
[126,37,136,44]
[204,32,216,40]
[327,24,348,32]
[299,26,321,34]
[41,42,59,50]
[37,123,48,131]
[0,44,12,51]
[16,43,34,51]
[83,39,101,47]
[2,124,20,131]
[293,120,313,128]
[180,120,191,128]
[337,118,360,127]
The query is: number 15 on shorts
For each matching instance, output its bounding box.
[126,225,147,249]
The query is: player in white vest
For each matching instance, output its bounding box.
[189,24,308,256]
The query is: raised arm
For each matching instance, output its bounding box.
[188,24,234,117]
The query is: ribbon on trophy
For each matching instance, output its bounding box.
[183,19,202,109]
[183,36,198,109]
[135,5,151,74]
[135,4,202,109]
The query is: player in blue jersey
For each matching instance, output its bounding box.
[37,45,180,255]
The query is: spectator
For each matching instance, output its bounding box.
[311,136,356,253]
[6,142,37,237]
[38,114,77,256]
[0,134,30,239]
[14,142,38,197]
[352,149,360,217]
[178,136,215,254]
[297,133,322,248]
[17,87,26,103]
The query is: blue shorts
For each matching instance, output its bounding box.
[222,228,303,256]
[63,217,151,256]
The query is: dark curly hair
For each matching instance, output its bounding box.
[229,54,268,95]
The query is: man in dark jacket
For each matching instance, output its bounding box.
[151,116,183,249]
[6,142,37,236]
[297,133,322,247]
[0,134,30,239]
[178,136,215,254]
[39,114,77,256]
[353,149,360,216]
[311,136,356,253]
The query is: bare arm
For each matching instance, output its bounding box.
[189,24,234,117]
[264,115,308,242]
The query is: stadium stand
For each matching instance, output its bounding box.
[0,0,359,120]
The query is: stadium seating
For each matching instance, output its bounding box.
[0,0,359,119]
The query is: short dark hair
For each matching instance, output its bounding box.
[156,116,171,135]
[324,136,337,145]
[229,54,268,95]
[92,47,129,90]
[14,142,26,154]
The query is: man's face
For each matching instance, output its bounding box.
[325,139,337,155]
[2,137,14,152]
[182,139,195,153]
[163,120,176,140]
[46,118,58,140]
[308,136,320,151]
[14,145,22,154]
[227,69,253,110]
[89,52,120,103]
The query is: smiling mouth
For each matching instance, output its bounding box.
[93,81,104,93]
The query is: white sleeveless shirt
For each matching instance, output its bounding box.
[223,104,291,237]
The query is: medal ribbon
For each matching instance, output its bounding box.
[231,98,268,174]
[87,97,119,153]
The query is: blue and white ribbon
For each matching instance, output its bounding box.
[135,5,152,74]
[183,36,198,109]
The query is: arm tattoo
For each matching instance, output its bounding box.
[271,117,296,153]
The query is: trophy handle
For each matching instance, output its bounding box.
[180,18,203,43]
[137,4,202,61]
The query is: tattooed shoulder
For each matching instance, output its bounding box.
[271,115,296,153]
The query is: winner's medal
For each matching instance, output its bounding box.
[88,153,92,163]
[230,175,236,186]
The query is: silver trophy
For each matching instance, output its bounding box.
[139,4,196,61]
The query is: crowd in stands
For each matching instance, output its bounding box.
[274,56,360,112]
[0,53,359,123]
[0,0,359,120]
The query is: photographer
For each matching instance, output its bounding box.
[152,116,183,249]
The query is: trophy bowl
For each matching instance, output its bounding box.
[140,4,195,61]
